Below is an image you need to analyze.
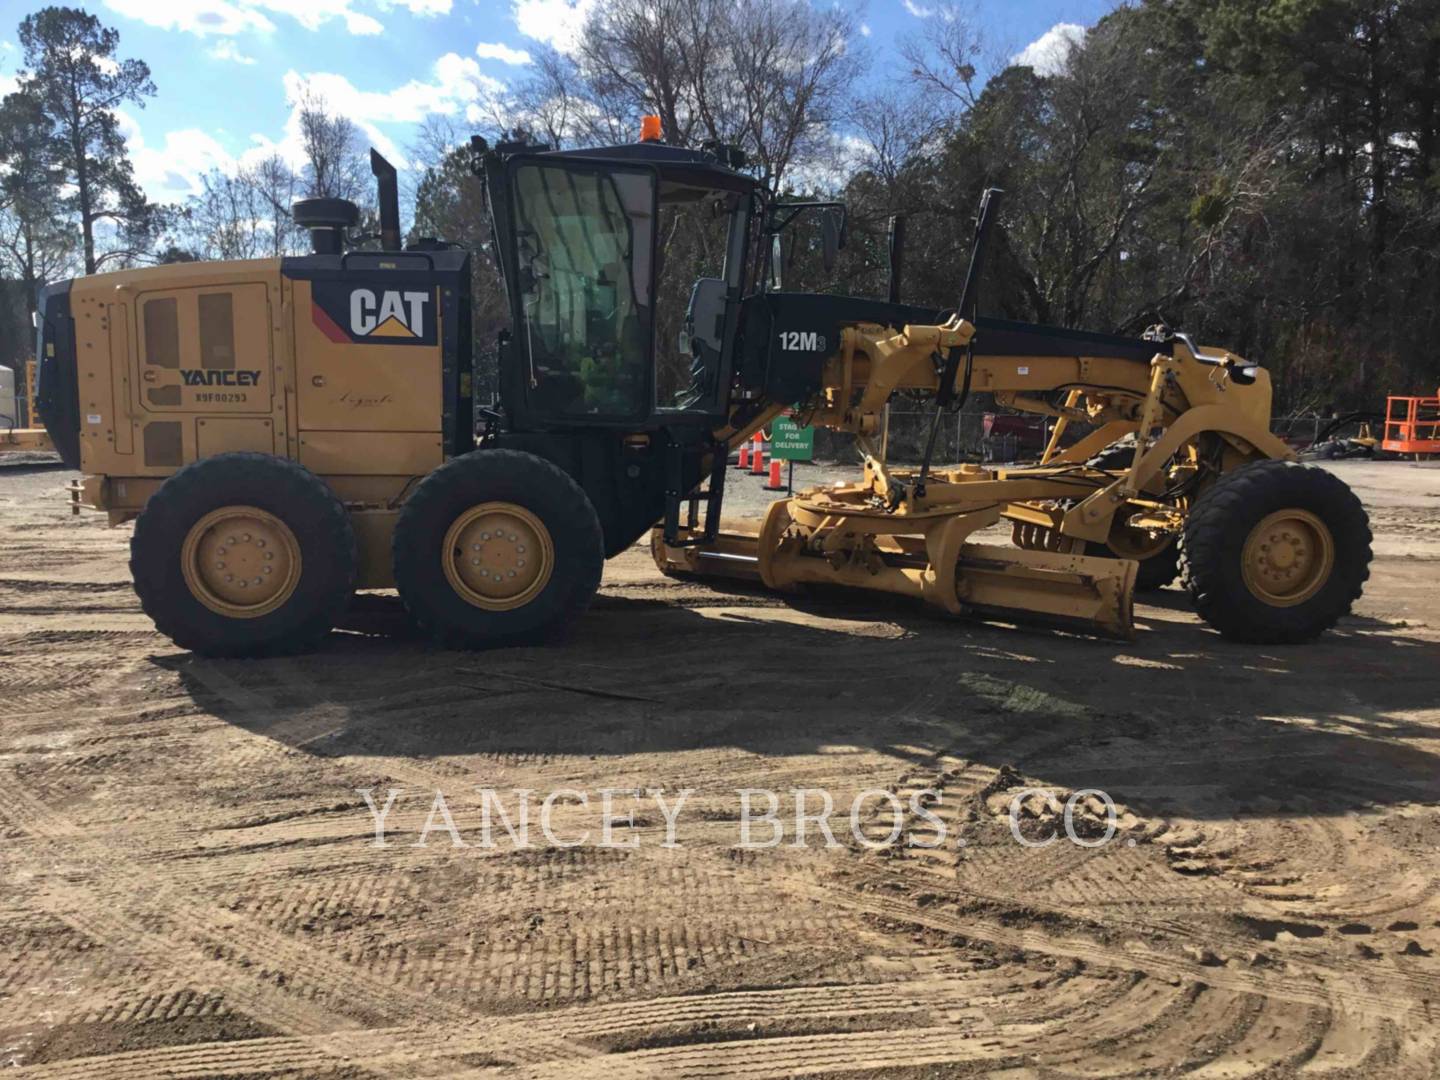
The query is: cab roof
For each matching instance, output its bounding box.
[524,140,760,197]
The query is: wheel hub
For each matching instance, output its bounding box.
[181,507,301,618]
[1241,509,1334,607]
[442,502,554,611]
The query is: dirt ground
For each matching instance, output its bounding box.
[1,455,1438,1078]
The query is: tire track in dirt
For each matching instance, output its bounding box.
[834,675,1440,1012]
[485,987,1229,1080]
[794,868,1436,1019]
[0,980,971,1079]
[17,654,866,1020]
[8,970,1124,1080]
[0,767,628,1075]
[185,640,1439,1060]
[7,631,819,1075]
[843,809,1437,1028]
[489,1026,1028,1079]
[115,658,1009,1065]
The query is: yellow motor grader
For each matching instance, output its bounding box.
[31,130,1370,655]
[1,359,54,454]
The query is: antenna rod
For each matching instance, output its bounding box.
[914,188,1004,498]
[887,214,905,304]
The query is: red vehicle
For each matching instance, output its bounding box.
[981,412,1049,462]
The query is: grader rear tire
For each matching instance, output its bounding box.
[130,453,357,657]
[1179,460,1371,643]
[392,449,603,648]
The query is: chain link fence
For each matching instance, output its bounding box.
[814,405,1032,465]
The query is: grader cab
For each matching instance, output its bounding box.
[33,125,1371,656]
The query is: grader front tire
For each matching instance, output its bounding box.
[392,450,604,648]
[1179,460,1371,643]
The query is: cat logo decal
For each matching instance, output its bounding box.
[309,281,437,347]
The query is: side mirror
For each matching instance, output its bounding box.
[821,209,843,271]
[771,233,784,290]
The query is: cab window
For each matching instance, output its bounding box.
[511,164,655,419]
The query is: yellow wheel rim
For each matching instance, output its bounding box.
[1241,509,1334,607]
[181,506,302,619]
[442,502,554,611]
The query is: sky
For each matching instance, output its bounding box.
[0,0,1118,205]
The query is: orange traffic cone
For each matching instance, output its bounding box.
[750,434,767,475]
[765,457,786,491]
[736,442,750,469]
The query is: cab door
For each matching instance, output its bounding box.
[499,158,659,428]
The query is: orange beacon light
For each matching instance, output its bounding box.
[639,115,663,142]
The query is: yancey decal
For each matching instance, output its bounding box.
[310,280,437,347]
[181,369,262,386]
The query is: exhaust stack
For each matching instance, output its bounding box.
[371,149,401,252]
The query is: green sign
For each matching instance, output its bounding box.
[770,415,815,461]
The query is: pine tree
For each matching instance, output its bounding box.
[15,6,157,273]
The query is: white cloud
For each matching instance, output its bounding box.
[512,0,597,54]
[101,0,396,38]
[241,55,503,171]
[1012,22,1085,77]
[378,0,452,13]
[116,45,504,200]
[902,0,934,17]
[476,41,532,65]
[209,39,257,64]
[343,11,384,34]
[789,133,868,195]
[102,0,275,36]
[117,109,238,200]
[264,0,380,34]
[0,73,16,97]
